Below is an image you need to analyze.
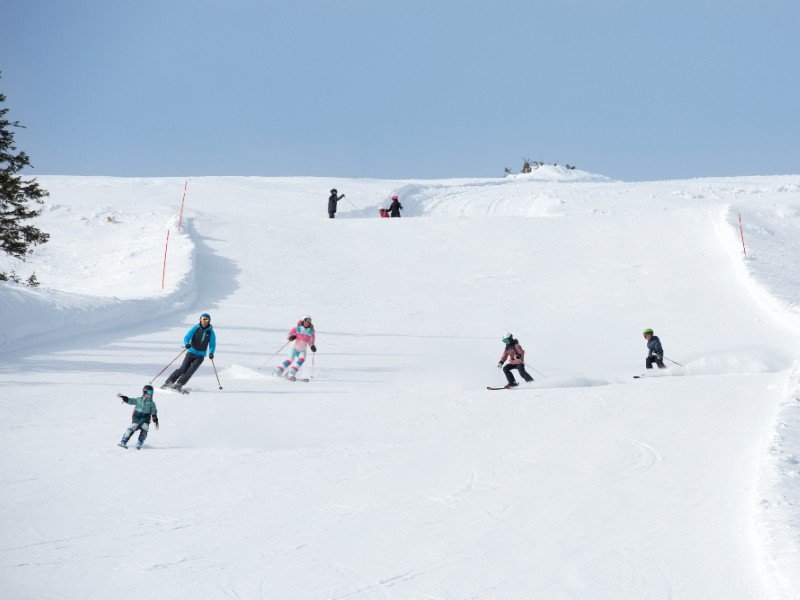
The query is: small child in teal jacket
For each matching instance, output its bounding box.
[117,384,159,449]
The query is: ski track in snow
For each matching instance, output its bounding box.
[1,169,799,598]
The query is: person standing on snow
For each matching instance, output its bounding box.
[117,384,159,449]
[162,313,217,391]
[328,188,345,219]
[274,315,317,380]
[643,328,666,369]
[497,333,534,387]
[387,194,403,217]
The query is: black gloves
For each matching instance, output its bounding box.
[288,335,297,341]
[209,353,214,360]
[497,362,503,368]
[185,344,191,349]
[310,345,316,353]
[118,394,129,403]
[153,415,159,429]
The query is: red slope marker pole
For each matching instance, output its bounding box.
[738,213,747,256]
[178,181,188,232]
[161,229,170,289]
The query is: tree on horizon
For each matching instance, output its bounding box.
[0,72,49,284]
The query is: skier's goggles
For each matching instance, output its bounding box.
[143,389,153,396]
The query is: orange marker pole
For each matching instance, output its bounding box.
[161,229,170,289]
[738,213,747,256]
[178,181,188,231]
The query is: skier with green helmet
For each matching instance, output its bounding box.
[117,384,159,449]
[497,332,534,387]
[642,328,666,369]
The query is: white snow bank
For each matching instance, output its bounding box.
[724,193,800,599]
[0,177,196,352]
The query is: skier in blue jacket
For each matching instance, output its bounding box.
[162,313,217,391]
[643,328,666,369]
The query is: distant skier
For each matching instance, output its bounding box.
[643,328,666,369]
[378,208,390,218]
[387,194,403,217]
[497,333,534,387]
[162,313,217,391]
[117,384,159,449]
[274,315,316,380]
[328,188,345,219]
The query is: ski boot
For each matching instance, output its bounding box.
[118,440,128,449]
[505,382,519,389]
[172,383,183,392]
[159,382,171,390]
[136,442,144,450]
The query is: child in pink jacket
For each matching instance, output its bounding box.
[273,316,317,379]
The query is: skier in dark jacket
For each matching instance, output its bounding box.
[497,333,534,387]
[162,313,217,391]
[117,384,159,449]
[328,188,345,218]
[643,328,666,369]
[387,195,403,217]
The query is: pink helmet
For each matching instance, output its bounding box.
[391,195,399,200]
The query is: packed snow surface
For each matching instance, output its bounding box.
[1,169,799,599]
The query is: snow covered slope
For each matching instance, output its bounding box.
[0,177,195,352]
[1,171,799,599]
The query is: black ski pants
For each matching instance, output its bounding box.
[503,363,534,385]
[166,354,205,385]
[646,356,666,369]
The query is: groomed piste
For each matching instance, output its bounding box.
[1,169,799,599]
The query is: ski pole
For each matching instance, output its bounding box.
[664,356,684,368]
[523,363,546,377]
[150,348,186,384]
[210,357,223,390]
[258,341,290,370]
[343,196,360,210]
[311,352,316,379]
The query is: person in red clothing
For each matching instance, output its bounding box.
[378,208,390,218]
[497,333,534,387]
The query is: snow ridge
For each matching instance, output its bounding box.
[721,203,800,599]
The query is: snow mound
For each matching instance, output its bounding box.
[504,164,612,183]
[222,364,267,380]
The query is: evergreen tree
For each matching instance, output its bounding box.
[1,73,49,281]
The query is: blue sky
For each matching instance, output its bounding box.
[2,0,798,180]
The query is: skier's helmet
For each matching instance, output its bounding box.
[642,328,654,336]
[200,313,211,322]
[302,315,312,322]
[502,333,513,343]
[391,194,399,200]
[142,384,154,397]
[330,188,337,194]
